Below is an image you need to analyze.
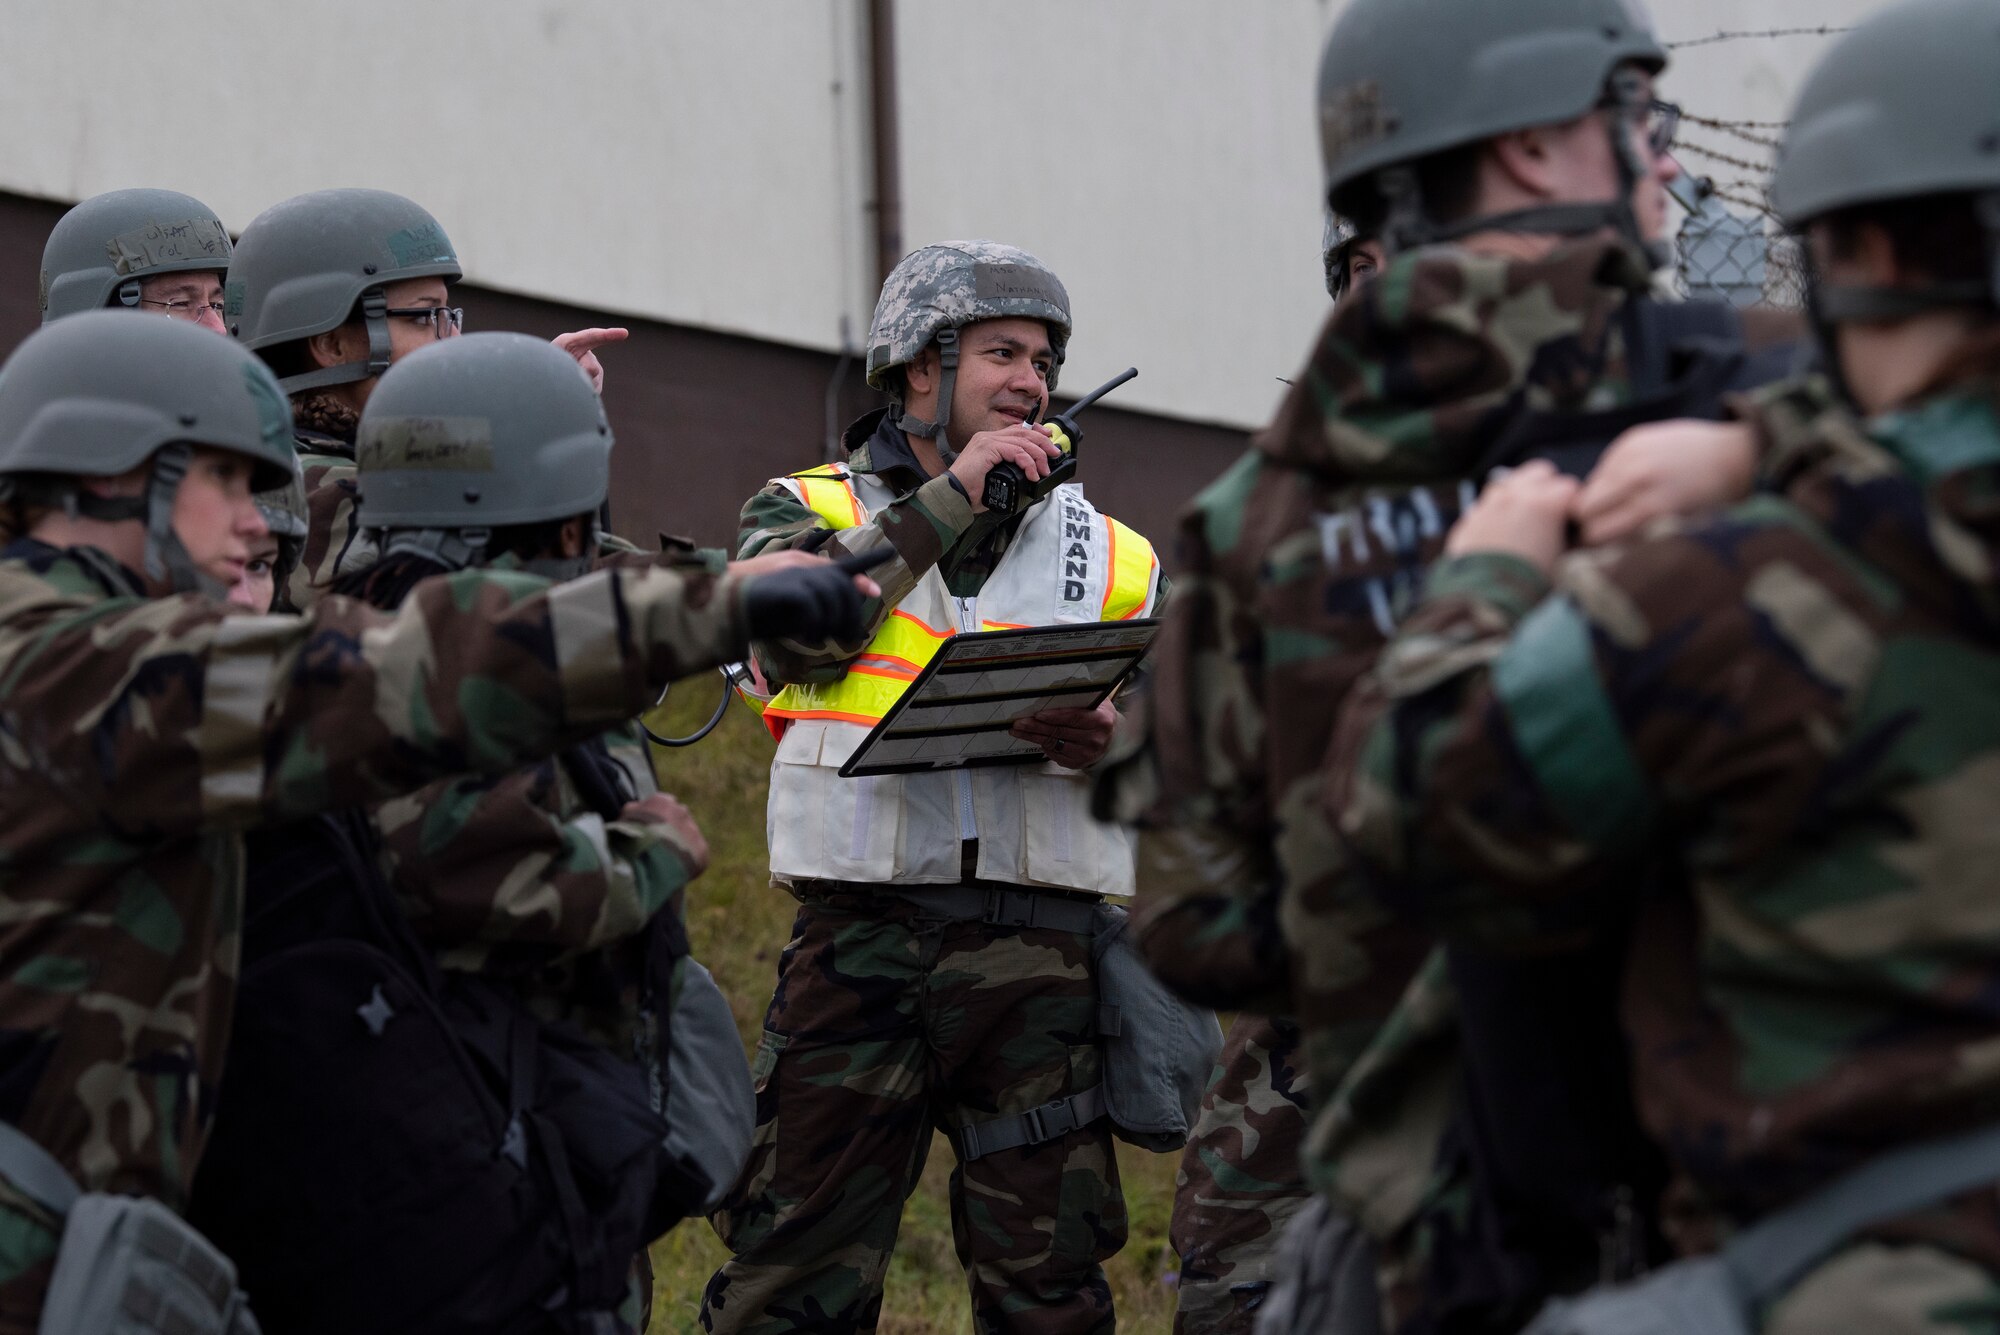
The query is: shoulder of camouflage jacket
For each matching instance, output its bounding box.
[1256,234,1649,485]
[375,726,696,967]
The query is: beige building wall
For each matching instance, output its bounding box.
[0,0,1881,430]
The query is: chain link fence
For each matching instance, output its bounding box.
[1667,25,1850,310]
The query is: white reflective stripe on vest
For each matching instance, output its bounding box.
[763,470,1158,897]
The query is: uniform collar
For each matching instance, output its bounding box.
[0,538,148,600]
[841,407,933,493]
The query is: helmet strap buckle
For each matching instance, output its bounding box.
[115,279,142,310]
[361,289,394,380]
[896,325,961,462]
[1376,166,1429,254]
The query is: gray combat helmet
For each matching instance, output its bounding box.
[227,188,461,395]
[257,473,310,608]
[1318,0,1666,257]
[1771,0,2000,323]
[40,188,232,323]
[355,332,610,577]
[865,241,1071,451]
[0,310,299,593]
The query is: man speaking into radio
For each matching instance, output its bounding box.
[702,241,1191,1335]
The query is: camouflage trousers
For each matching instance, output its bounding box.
[1172,1015,1312,1335]
[701,884,1127,1334]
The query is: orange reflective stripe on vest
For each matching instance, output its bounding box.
[1102,516,1156,622]
[763,607,953,739]
[788,466,866,530]
[761,467,1156,741]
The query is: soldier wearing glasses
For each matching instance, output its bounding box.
[38,189,234,332]
[224,188,626,609]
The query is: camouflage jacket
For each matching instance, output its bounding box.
[739,406,1168,685]
[1329,370,2000,1264]
[0,540,747,1211]
[370,549,715,1054]
[371,719,691,1044]
[1097,236,1659,1071]
[287,391,367,611]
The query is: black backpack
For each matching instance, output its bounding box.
[190,745,715,1335]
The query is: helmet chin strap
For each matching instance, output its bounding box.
[46,446,224,597]
[1804,189,2000,411]
[520,513,602,583]
[893,327,961,465]
[381,513,601,583]
[380,526,492,572]
[276,289,394,395]
[1378,76,1668,269]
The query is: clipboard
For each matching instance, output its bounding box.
[837,619,1160,777]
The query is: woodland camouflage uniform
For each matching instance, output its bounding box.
[1169,1015,1312,1335]
[1329,369,2000,1332]
[1101,230,1801,1332]
[1329,0,2000,1322]
[704,408,1136,1335]
[705,240,1161,1335]
[0,541,756,1329]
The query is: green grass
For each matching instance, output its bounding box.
[640,678,1182,1333]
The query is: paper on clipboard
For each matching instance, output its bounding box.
[837,619,1159,777]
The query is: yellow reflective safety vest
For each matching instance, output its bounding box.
[760,463,1159,896]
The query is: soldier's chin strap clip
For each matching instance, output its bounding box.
[1805,189,2000,407]
[381,525,493,572]
[894,326,961,464]
[277,289,396,395]
[1377,70,1668,270]
[1814,190,2000,322]
[68,443,224,597]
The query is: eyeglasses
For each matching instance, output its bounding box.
[139,297,227,323]
[384,306,465,338]
[1640,98,1681,158]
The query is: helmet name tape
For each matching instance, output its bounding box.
[1322,81,1395,168]
[973,263,1067,307]
[358,416,495,472]
[107,219,230,276]
[385,222,456,269]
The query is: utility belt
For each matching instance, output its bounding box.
[0,1123,259,1335]
[797,850,1222,1164]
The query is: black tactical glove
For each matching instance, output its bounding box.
[741,546,892,644]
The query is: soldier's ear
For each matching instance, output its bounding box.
[305,324,360,371]
[904,346,938,397]
[1486,123,1565,201]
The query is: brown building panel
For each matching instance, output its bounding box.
[0,190,1248,557]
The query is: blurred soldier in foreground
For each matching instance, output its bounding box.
[1097,0,1802,1328]
[1166,219,1382,1335]
[0,313,873,1333]
[225,188,627,608]
[703,241,1174,1335]
[1332,1,2000,1329]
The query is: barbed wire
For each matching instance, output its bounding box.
[1664,24,1833,308]
[1678,112,1784,150]
[1665,25,1851,49]
[1674,139,1777,176]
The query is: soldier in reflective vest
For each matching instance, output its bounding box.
[702,241,1163,1335]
